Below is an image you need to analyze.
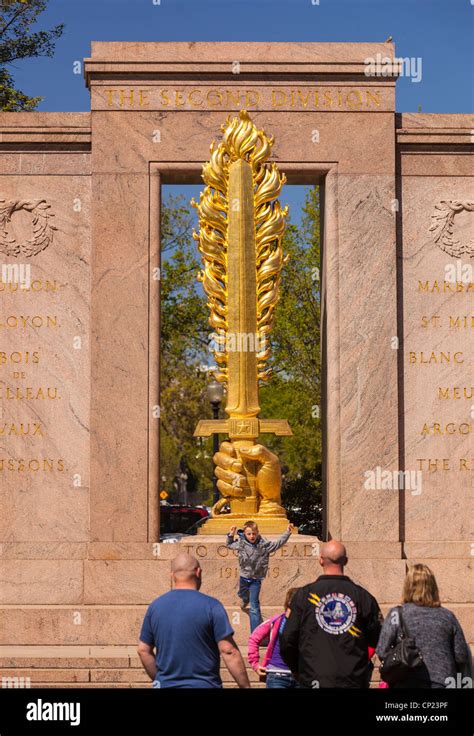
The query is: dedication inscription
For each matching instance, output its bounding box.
[404,187,473,541]
[0,184,90,543]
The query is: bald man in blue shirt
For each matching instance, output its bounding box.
[138,552,250,689]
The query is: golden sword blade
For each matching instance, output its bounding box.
[192,111,292,519]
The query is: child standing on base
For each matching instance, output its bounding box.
[226,520,293,632]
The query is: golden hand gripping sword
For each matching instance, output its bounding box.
[192,111,292,534]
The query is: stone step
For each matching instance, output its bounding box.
[0,635,471,689]
[0,646,137,669]
[1,602,473,646]
[0,644,401,690]
[0,646,254,669]
[0,644,266,689]
[8,548,472,609]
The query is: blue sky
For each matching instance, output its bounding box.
[8,0,474,114]
[6,0,473,221]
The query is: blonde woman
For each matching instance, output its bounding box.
[376,564,472,688]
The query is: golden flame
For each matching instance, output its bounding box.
[191,110,288,384]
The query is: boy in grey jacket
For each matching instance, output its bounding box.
[226,520,293,631]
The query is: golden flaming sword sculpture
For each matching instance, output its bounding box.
[192,110,292,532]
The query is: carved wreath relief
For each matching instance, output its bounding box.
[0,199,57,258]
[429,200,474,258]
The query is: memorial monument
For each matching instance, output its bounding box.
[193,110,292,533]
[0,42,471,688]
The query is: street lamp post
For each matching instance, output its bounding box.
[206,379,224,505]
[173,464,188,505]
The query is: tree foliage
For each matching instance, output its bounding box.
[159,196,215,502]
[0,0,63,111]
[160,187,322,511]
[260,187,322,485]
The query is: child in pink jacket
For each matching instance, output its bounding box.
[248,588,298,689]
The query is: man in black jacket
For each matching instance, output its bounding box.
[280,540,383,688]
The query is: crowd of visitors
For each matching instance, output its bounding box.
[137,525,472,690]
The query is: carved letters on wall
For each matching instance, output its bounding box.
[0,199,57,258]
[429,200,474,258]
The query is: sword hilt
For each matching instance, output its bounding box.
[232,438,258,494]
[193,418,292,437]
[194,417,292,516]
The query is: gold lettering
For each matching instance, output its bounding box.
[409,352,464,364]
[323,91,333,107]
[418,280,474,293]
[421,315,441,328]
[297,89,311,108]
[225,89,240,107]
[0,423,43,437]
[119,89,134,107]
[366,90,381,107]
[346,90,363,108]
[421,422,472,436]
[0,351,39,365]
[272,90,286,108]
[175,90,185,107]
[0,386,58,400]
[449,315,474,329]
[245,90,260,108]
[207,89,223,107]
[416,458,452,472]
[0,458,65,472]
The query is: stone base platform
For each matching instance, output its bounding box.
[1,537,472,688]
[197,517,292,534]
[0,645,266,689]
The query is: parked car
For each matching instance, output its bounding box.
[160,504,209,542]
[160,516,210,543]
[297,520,322,537]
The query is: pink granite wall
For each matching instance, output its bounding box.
[0,45,472,668]
[84,41,400,546]
[0,114,91,610]
[397,114,473,600]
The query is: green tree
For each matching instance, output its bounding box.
[0,0,63,111]
[260,186,322,512]
[159,195,215,503]
[160,187,322,514]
